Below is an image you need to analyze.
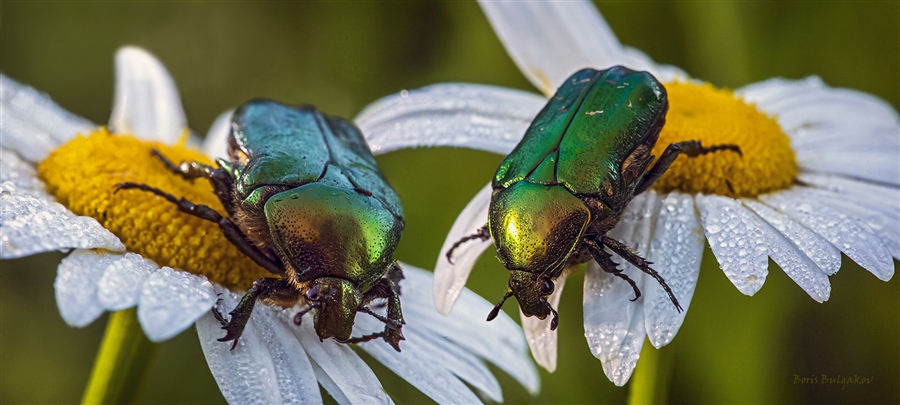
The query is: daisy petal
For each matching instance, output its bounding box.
[696,194,768,295]
[355,317,484,404]
[310,362,351,405]
[798,172,900,218]
[137,266,216,342]
[0,75,95,163]
[761,190,894,281]
[799,151,899,186]
[202,109,234,160]
[0,194,125,259]
[55,249,118,327]
[0,148,51,200]
[799,187,900,259]
[253,307,323,404]
[197,292,284,405]
[620,47,687,83]
[292,316,391,404]
[97,252,159,311]
[752,211,831,302]
[644,192,704,348]
[478,0,625,95]
[109,47,187,143]
[401,264,540,394]
[743,200,841,275]
[601,303,647,387]
[522,271,567,373]
[583,192,654,370]
[740,76,900,127]
[355,83,545,155]
[433,183,493,314]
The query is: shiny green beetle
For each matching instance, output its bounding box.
[118,99,406,351]
[448,66,740,329]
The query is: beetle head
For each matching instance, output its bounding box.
[487,270,560,329]
[304,277,362,342]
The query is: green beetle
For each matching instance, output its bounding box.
[448,67,740,329]
[118,99,406,351]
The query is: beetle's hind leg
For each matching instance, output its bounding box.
[215,277,298,350]
[113,182,284,276]
[601,237,684,313]
[445,224,490,264]
[358,262,406,352]
[634,140,742,195]
[584,238,642,302]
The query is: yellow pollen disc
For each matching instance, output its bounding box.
[39,129,270,289]
[651,81,797,197]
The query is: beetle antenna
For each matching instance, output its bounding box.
[293,305,315,325]
[549,306,559,331]
[486,292,514,322]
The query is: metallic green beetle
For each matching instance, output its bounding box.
[448,66,740,329]
[118,99,406,351]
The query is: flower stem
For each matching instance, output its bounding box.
[628,341,675,405]
[82,308,158,405]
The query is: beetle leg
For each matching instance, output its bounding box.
[114,182,284,276]
[635,140,742,195]
[584,237,642,302]
[445,224,490,264]
[345,331,387,345]
[601,237,684,313]
[217,277,296,350]
[151,149,240,217]
[359,264,406,351]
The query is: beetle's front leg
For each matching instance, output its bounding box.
[356,263,405,351]
[114,182,284,276]
[151,149,240,217]
[215,277,298,350]
[601,237,683,313]
[635,140,742,195]
[445,224,490,264]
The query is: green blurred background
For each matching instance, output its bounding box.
[2,2,897,404]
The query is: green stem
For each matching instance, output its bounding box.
[82,308,158,405]
[628,341,675,405]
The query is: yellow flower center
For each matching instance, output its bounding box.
[39,129,270,289]
[650,81,797,197]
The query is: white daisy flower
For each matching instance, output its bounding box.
[0,46,539,403]
[354,0,898,386]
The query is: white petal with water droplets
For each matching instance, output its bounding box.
[433,183,493,314]
[522,272,567,373]
[0,149,51,200]
[110,47,186,143]
[479,0,624,95]
[138,266,216,341]
[798,187,900,259]
[355,83,544,155]
[797,151,899,186]
[400,264,539,395]
[0,75,94,162]
[696,194,769,295]
[197,291,284,405]
[356,316,484,405]
[743,199,841,277]
[97,253,159,311]
[601,302,646,387]
[253,306,323,404]
[55,249,119,327]
[203,109,234,160]
[798,172,900,218]
[644,192,703,348]
[292,317,391,404]
[0,194,125,259]
[761,190,894,281]
[751,209,831,302]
